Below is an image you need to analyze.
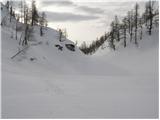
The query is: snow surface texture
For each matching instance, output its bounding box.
[1,3,158,118]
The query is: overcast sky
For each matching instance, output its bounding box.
[1,0,150,45]
[38,0,148,45]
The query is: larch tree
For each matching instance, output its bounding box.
[130,10,134,42]
[31,0,39,26]
[114,15,120,42]
[10,6,12,22]
[109,22,116,50]
[122,18,127,48]
[139,18,143,40]
[146,0,155,35]
[5,1,9,10]
[134,3,139,46]
[39,12,46,36]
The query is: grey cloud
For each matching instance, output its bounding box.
[45,11,99,22]
[40,0,105,15]
[76,6,105,14]
[40,0,75,7]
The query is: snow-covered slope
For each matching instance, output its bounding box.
[1,3,158,118]
[94,27,159,75]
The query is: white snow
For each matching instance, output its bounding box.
[1,3,158,118]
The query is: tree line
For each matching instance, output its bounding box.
[80,1,159,55]
[2,0,48,46]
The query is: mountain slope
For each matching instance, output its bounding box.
[94,27,159,75]
[1,3,158,118]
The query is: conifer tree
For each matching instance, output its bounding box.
[31,0,39,26]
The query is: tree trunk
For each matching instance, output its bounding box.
[124,27,127,48]
[40,26,43,36]
[16,21,17,40]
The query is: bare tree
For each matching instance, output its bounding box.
[134,3,139,46]
[58,29,63,42]
[139,18,143,40]
[15,20,18,40]
[22,24,29,46]
[109,22,116,50]
[10,6,13,22]
[5,1,10,10]
[39,12,47,36]
[114,15,120,42]
[122,18,127,48]
[146,0,155,35]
